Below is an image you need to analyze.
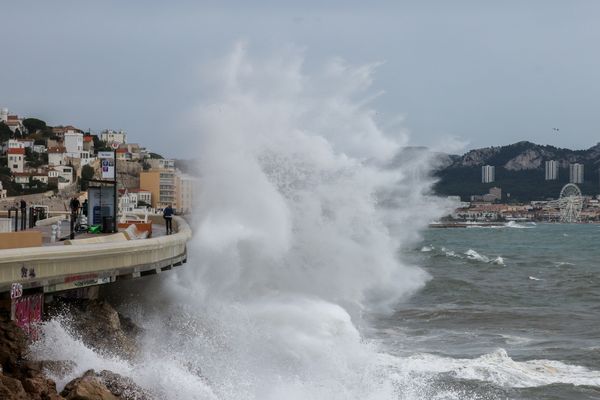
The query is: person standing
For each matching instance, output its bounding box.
[163,204,174,235]
[69,197,80,216]
[82,199,88,217]
[19,199,27,230]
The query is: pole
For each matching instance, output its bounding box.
[113,149,117,233]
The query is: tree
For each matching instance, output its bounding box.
[80,164,95,191]
[0,122,11,142]
[22,118,47,134]
[149,152,163,159]
[92,135,111,152]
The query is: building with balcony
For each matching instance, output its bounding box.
[140,169,176,210]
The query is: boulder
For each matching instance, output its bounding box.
[47,299,140,360]
[0,314,63,399]
[62,369,152,400]
[61,373,118,400]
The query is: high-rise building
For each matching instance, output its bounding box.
[481,165,495,183]
[545,160,559,180]
[569,163,584,184]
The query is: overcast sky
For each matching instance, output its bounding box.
[1,1,599,157]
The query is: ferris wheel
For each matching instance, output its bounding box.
[558,183,583,223]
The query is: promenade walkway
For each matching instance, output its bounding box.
[0,216,191,295]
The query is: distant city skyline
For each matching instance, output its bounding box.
[1,1,600,157]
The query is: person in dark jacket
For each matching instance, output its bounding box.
[70,197,80,215]
[163,204,174,234]
[19,199,27,230]
[82,199,88,217]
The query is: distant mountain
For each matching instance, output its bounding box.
[434,141,600,202]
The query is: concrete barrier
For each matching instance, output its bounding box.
[0,216,192,293]
[35,215,66,227]
[0,231,43,250]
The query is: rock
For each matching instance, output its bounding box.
[47,299,140,360]
[0,313,63,399]
[0,373,28,399]
[62,369,152,400]
[0,313,28,374]
[61,372,118,400]
[96,370,151,400]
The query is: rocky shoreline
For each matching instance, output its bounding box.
[0,299,151,400]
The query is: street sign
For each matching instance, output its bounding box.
[111,141,120,150]
[98,151,114,159]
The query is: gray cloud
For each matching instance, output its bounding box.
[1,1,599,157]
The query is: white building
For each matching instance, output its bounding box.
[481,165,495,183]
[100,129,127,145]
[48,147,67,166]
[79,151,96,166]
[48,166,74,190]
[13,173,31,188]
[33,144,46,153]
[7,139,24,149]
[118,189,153,213]
[7,148,25,173]
[545,160,559,180]
[0,108,8,123]
[64,132,84,158]
[148,158,175,170]
[570,163,584,184]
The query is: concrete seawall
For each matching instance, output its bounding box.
[0,216,192,294]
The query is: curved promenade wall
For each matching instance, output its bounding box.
[0,216,192,293]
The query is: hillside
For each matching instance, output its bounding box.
[434,141,600,202]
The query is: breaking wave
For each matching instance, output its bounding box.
[29,44,457,399]
[394,348,600,388]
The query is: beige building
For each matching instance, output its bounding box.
[140,169,176,209]
[176,173,196,214]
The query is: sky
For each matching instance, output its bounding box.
[1,1,599,158]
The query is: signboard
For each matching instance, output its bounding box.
[101,158,115,180]
[44,275,112,293]
[98,151,114,159]
[98,151,115,180]
[111,141,120,150]
[88,186,115,225]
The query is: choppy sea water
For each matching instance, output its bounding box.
[370,223,600,399]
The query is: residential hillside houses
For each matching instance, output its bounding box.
[0,108,25,134]
[100,129,127,145]
[1,105,195,214]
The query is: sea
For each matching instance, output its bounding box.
[369,222,600,399]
